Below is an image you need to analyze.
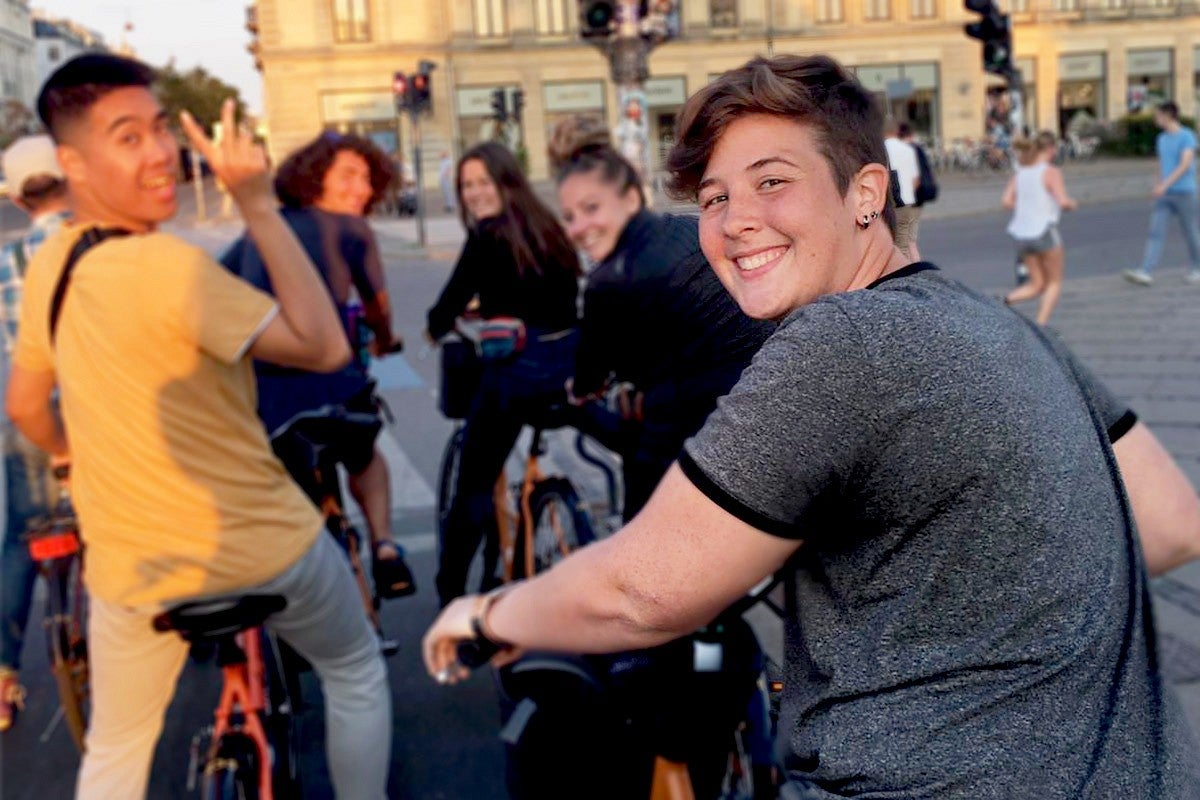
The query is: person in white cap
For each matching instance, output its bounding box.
[0,133,70,732]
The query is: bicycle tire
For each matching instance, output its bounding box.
[261,629,303,794]
[202,732,261,800]
[437,427,465,538]
[45,554,88,753]
[513,477,596,579]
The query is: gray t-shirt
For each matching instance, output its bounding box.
[680,265,1199,798]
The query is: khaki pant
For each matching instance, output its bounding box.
[77,534,391,799]
[893,206,923,262]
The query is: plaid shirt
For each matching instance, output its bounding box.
[0,210,69,356]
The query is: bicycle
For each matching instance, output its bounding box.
[271,404,402,656]
[455,573,787,800]
[434,325,620,590]
[25,463,89,753]
[153,594,301,799]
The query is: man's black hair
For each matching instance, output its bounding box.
[36,53,157,141]
[1157,101,1179,121]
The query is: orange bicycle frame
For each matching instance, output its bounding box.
[209,628,274,799]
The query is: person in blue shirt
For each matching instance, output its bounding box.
[221,132,415,599]
[1123,101,1200,286]
[0,135,70,733]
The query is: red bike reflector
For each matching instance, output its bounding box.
[29,532,80,560]
[769,680,784,693]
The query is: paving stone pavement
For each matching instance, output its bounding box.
[1007,267,1200,738]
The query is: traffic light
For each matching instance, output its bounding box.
[392,71,410,112]
[579,1,616,38]
[412,71,432,114]
[964,0,1013,77]
[490,88,508,123]
[511,89,525,125]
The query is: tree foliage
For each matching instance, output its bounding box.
[0,99,36,151]
[155,63,246,135]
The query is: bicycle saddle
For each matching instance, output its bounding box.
[152,595,287,642]
[270,404,382,471]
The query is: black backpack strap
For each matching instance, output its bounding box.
[49,227,130,345]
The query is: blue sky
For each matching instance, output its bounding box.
[37,1,263,113]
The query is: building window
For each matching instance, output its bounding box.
[535,0,574,34]
[816,0,844,22]
[474,0,508,36]
[909,0,936,18]
[332,0,370,42]
[1052,0,1080,10]
[1005,0,1030,12]
[865,0,891,20]
[1103,0,1126,9]
[711,0,737,28]
[47,45,60,62]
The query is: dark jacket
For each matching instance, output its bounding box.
[426,217,579,339]
[574,210,773,418]
[220,207,380,435]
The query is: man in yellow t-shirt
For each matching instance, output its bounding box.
[6,54,390,798]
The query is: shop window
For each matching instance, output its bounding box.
[909,0,936,19]
[816,0,845,22]
[536,0,574,34]
[332,0,370,43]
[711,0,737,28]
[865,0,892,20]
[475,0,508,37]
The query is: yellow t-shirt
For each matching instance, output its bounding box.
[13,224,323,607]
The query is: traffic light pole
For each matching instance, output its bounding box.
[585,1,655,199]
[412,110,426,247]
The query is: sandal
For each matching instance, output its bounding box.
[372,541,417,599]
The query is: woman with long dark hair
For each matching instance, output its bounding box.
[222,130,415,598]
[425,141,581,606]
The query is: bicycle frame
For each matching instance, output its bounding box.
[494,431,548,583]
[27,494,89,753]
[207,628,274,799]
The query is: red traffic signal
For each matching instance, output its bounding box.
[393,71,411,112]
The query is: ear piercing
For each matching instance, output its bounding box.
[857,210,879,229]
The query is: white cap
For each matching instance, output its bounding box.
[2,135,64,197]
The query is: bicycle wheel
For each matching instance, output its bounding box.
[202,732,261,800]
[513,477,596,579]
[45,554,88,752]
[261,630,302,795]
[437,426,465,538]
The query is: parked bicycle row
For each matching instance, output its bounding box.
[3,49,1200,800]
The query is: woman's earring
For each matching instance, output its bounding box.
[858,210,879,229]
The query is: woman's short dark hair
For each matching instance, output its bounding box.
[457,141,580,278]
[667,54,895,232]
[274,131,395,214]
[547,115,644,209]
[36,53,156,142]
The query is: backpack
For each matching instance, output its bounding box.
[914,144,939,206]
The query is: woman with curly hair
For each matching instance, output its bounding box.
[222,130,416,599]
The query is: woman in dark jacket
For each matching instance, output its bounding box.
[425,142,581,606]
[550,118,773,520]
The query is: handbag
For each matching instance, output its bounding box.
[478,317,527,361]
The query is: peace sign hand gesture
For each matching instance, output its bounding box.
[179,98,274,216]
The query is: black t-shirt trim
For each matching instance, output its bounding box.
[1109,410,1137,443]
[678,450,803,540]
[866,261,939,290]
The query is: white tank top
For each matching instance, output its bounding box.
[1007,162,1060,239]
